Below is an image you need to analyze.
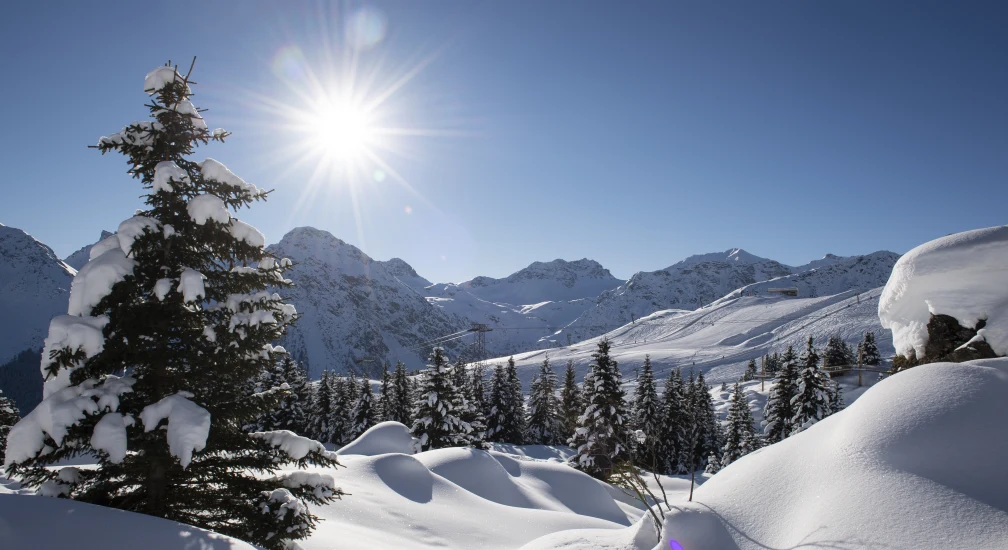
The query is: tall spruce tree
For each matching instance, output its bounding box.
[762,345,798,444]
[377,363,392,423]
[558,360,582,444]
[526,357,562,445]
[309,371,335,443]
[791,337,833,433]
[349,376,377,440]
[570,339,628,480]
[630,355,661,465]
[690,372,720,470]
[411,348,470,450]
[388,360,413,426]
[2,63,339,548]
[253,355,310,434]
[657,368,687,474]
[823,335,849,368]
[452,359,487,448]
[0,390,20,465]
[506,356,526,444]
[720,383,758,468]
[861,331,881,365]
[743,358,758,381]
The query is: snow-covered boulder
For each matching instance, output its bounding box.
[336,421,421,456]
[879,225,1008,360]
[654,358,1008,550]
[0,493,254,549]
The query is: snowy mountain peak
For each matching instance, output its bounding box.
[457,258,622,304]
[63,230,114,271]
[668,248,772,270]
[0,223,76,364]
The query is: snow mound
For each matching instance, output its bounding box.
[336,421,420,456]
[879,225,1008,358]
[0,493,253,549]
[303,447,636,549]
[657,358,1008,550]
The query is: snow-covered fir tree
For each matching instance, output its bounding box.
[743,358,758,381]
[762,345,798,444]
[630,355,661,465]
[309,370,335,443]
[411,348,471,450]
[377,363,392,422]
[689,371,720,471]
[451,358,486,448]
[0,390,20,465]
[388,360,413,426]
[861,331,881,366]
[791,337,834,433]
[328,375,349,446]
[720,383,758,468]
[349,376,377,440]
[467,362,488,423]
[525,357,562,445]
[486,360,524,444]
[506,356,526,444]
[2,63,340,549]
[253,355,310,434]
[823,335,850,368]
[657,368,687,474]
[558,360,582,444]
[570,338,628,480]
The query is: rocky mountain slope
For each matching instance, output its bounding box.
[0,224,75,364]
[266,227,468,378]
[63,230,113,271]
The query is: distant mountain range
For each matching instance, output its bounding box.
[0,222,900,378]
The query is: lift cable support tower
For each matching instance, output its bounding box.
[469,322,492,367]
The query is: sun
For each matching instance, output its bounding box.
[310,99,374,160]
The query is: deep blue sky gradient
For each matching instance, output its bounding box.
[1,1,1005,282]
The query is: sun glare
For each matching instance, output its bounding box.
[310,99,373,160]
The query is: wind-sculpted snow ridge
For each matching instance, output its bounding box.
[298,444,643,549]
[879,225,1008,358]
[336,421,421,456]
[0,223,76,365]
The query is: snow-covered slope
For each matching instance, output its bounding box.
[62,230,113,271]
[267,227,468,378]
[562,249,897,344]
[495,286,893,390]
[651,358,1008,550]
[0,223,75,364]
[879,225,1008,358]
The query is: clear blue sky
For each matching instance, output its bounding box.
[2,1,1005,283]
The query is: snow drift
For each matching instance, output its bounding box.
[336,421,421,456]
[879,225,1008,358]
[653,358,1008,550]
[0,493,253,549]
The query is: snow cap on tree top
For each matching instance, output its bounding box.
[144,65,190,94]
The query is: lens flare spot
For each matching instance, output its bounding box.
[374,169,387,182]
[440,255,446,261]
[404,205,412,214]
[345,6,388,51]
[271,45,309,82]
[670,540,685,550]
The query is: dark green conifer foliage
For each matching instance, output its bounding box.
[350,376,377,440]
[377,363,392,422]
[558,360,582,443]
[657,368,687,474]
[254,355,310,434]
[3,62,340,549]
[309,371,335,443]
[570,339,628,480]
[526,357,562,445]
[506,357,526,444]
[861,331,881,365]
[411,348,470,450]
[0,390,20,465]
[388,360,414,426]
[630,355,661,463]
[743,358,758,381]
[720,383,758,467]
[791,337,833,433]
[762,345,799,443]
